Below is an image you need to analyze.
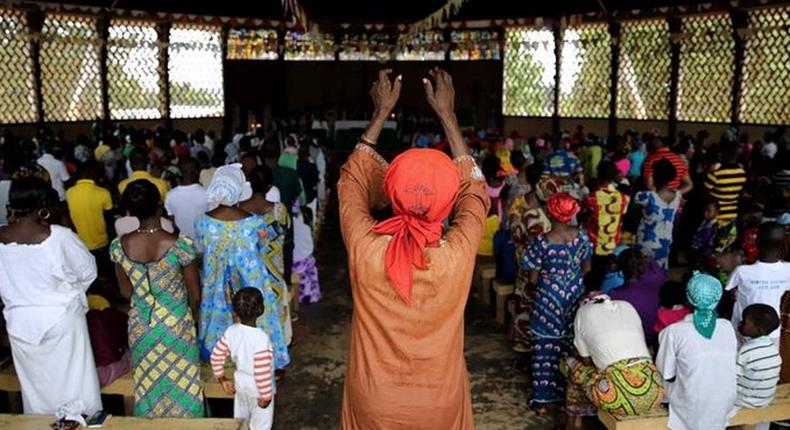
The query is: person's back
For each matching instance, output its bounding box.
[657,317,737,430]
[66,164,113,251]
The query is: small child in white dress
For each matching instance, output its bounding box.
[211,288,275,430]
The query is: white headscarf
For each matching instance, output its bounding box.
[206,163,252,210]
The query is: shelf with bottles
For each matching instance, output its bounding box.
[227,28,279,60]
[395,31,446,61]
[449,30,501,61]
[284,30,336,61]
[338,32,393,61]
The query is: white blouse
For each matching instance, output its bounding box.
[0,225,96,345]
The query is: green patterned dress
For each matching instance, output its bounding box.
[110,235,205,417]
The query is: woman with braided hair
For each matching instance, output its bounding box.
[523,192,593,414]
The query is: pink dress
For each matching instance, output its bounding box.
[653,306,691,333]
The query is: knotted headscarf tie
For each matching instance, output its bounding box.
[372,149,460,305]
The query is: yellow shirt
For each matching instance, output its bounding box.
[477,214,500,256]
[118,171,169,201]
[94,144,111,161]
[66,179,113,250]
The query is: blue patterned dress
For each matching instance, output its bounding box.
[194,215,290,369]
[524,230,592,404]
[633,191,682,269]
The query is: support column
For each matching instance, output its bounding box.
[27,9,44,125]
[221,24,232,136]
[608,20,621,138]
[157,21,172,128]
[97,12,110,130]
[667,16,681,141]
[730,10,747,128]
[552,19,561,135]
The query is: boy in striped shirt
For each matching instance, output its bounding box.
[736,303,781,427]
[211,288,275,430]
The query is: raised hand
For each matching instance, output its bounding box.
[423,67,455,118]
[370,69,402,117]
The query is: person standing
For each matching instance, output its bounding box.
[656,272,737,430]
[525,192,593,414]
[633,159,683,269]
[339,69,488,429]
[111,180,204,417]
[65,161,114,268]
[643,136,693,194]
[36,143,70,201]
[118,148,170,201]
[195,164,290,370]
[0,177,102,415]
[704,141,747,227]
[164,158,208,242]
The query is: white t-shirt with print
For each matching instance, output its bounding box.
[726,261,790,340]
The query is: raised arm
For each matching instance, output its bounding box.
[338,69,401,248]
[423,68,489,248]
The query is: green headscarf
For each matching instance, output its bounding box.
[278,152,298,171]
[686,271,723,339]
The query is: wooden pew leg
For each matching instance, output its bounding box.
[8,391,22,413]
[123,395,134,416]
[496,294,506,325]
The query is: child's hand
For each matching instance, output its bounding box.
[257,398,271,408]
[219,378,235,395]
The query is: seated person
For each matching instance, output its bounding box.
[563,292,664,429]
[653,281,691,335]
[656,272,737,430]
[736,304,782,430]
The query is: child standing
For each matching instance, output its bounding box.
[211,288,275,430]
[653,281,691,334]
[293,207,321,303]
[690,199,718,262]
[736,304,782,430]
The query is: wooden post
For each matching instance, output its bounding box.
[27,9,44,125]
[608,20,621,138]
[221,24,232,137]
[552,18,561,135]
[730,10,747,128]
[97,12,110,130]
[667,16,681,141]
[158,21,172,128]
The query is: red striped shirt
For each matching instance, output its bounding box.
[643,148,688,190]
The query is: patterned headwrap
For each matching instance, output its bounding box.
[686,271,723,339]
[371,149,460,305]
[206,163,252,210]
[546,192,580,224]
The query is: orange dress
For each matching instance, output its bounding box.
[338,145,489,430]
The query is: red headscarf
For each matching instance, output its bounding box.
[546,192,580,224]
[372,149,460,304]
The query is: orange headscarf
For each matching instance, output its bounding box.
[372,149,460,304]
[546,192,580,224]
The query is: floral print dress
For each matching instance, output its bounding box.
[524,229,593,405]
[194,215,290,369]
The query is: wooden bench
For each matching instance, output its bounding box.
[492,280,514,325]
[0,364,233,415]
[0,414,244,430]
[474,264,496,305]
[598,383,790,430]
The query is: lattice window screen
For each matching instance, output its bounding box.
[558,22,611,118]
[169,23,224,118]
[40,13,102,122]
[677,13,734,123]
[502,27,556,117]
[0,9,36,123]
[107,19,162,120]
[617,19,671,120]
[740,6,790,124]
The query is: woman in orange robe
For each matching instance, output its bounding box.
[338,68,489,429]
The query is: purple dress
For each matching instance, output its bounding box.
[608,259,667,345]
